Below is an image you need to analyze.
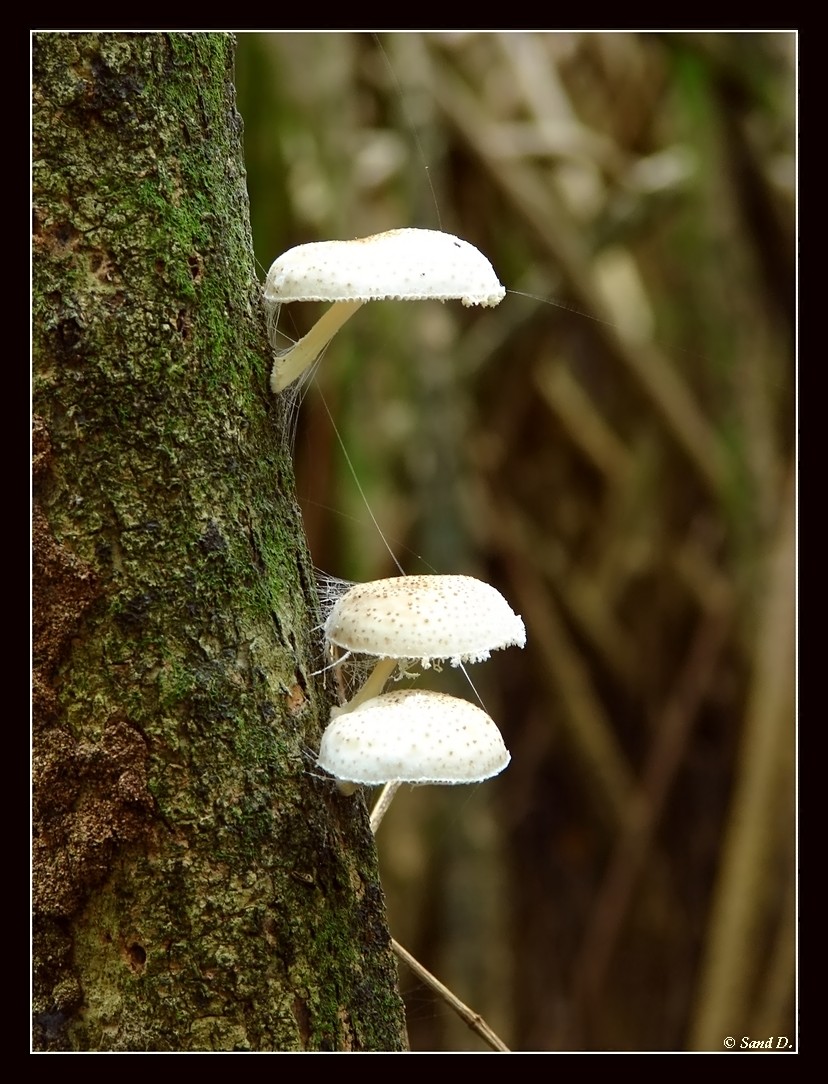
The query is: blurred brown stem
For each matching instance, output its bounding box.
[689,466,796,1050]
[571,600,732,1038]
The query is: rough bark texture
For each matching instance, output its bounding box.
[32,32,407,1052]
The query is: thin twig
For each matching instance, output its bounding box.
[391,937,510,1053]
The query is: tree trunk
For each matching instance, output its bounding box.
[32,31,407,1052]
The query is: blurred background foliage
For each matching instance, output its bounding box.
[235,32,796,1052]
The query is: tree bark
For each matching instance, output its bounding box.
[32,31,407,1052]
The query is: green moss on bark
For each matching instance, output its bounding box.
[32,31,406,1052]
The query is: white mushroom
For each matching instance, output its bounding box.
[317,689,511,788]
[325,574,526,669]
[265,228,505,392]
[323,574,525,713]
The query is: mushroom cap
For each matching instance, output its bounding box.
[323,574,526,668]
[265,228,505,308]
[317,689,511,785]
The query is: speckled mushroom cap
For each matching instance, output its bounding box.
[323,574,526,668]
[265,228,505,308]
[317,690,511,785]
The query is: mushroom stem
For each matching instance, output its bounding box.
[370,780,401,833]
[331,656,399,717]
[328,657,400,799]
[270,299,364,393]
